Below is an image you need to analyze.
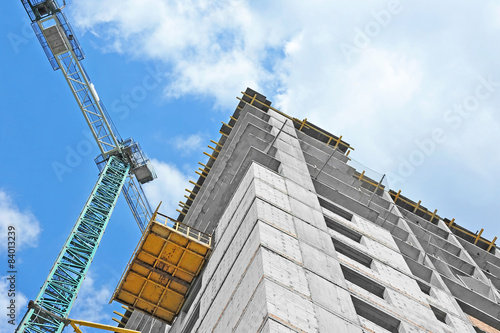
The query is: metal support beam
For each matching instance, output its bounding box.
[121,174,152,231]
[474,229,484,245]
[69,319,139,333]
[51,29,121,157]
[132,259,190,287]
[368,174,385,206]
[487,237,497,252]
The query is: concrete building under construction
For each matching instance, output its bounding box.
[112,89,500,333]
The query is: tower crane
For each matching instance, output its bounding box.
[16,1,157,332]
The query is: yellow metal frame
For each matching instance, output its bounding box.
[112,305,133,326]
[235,90,496,252]
[195,170,207,179]
[198,162,211,170]
[183,90,352,223]
[189,180,201,188]
[22,300,138,333]
[112,205,211,325]
[389,190,496,251]
[237,91,354,154]
[355,170,386,190]
[69,319,139,333]
[207,145,220,153]
[203,151,216,159]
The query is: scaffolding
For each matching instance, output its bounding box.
[111,206,211,324]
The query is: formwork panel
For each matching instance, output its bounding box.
[112,211,211,325]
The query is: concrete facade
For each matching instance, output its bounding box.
[125,89,500,333]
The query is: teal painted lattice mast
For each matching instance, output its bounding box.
[16,2,156,330]
[16,156,130,333]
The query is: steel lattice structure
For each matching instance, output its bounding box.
[16,1,158,332]
[17,156,129,333]
[22,0,154,231]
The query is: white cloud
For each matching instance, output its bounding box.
[143,159,191,217]
[70,1,500,235]
[69,0,287,108]
[0,191,41,251]
[0,274,28,331]
[71,270,113,325]
[174,133,204,154]
[68,0,500,152]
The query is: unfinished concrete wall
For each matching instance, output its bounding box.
[131,90,500,333]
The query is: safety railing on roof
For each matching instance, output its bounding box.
[389,190,496,252]
[236,90,354,155]
[319,151,497,253]
[180,89,353,221]
[177,89,497,254]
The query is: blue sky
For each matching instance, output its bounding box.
[1,1,500,332]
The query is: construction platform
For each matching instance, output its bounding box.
[111,208,211,325]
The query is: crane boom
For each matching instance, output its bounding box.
[21,0,156,230]
[16,1,159,332]
[25,0,121,157]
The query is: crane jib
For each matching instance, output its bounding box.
[16,1,158,332]
[19,0,156,227]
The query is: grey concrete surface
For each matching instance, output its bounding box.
[128,89,499,333]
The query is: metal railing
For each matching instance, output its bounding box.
[236,90,354,154]
[344,156,497,253]
[388,189,496,252]
[178,89,354,222]
[176,89,497,254]
[152,204,211,247]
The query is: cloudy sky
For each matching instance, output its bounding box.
[1,0,499,332]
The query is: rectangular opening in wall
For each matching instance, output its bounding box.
[351,296,400,333]
[182,276,202,313]
[181,303,200,333]
[404,256,433,283]
[332,238,372,268]
[430,304,448,324]
[319,197,353,221]
[416,280,431,295]
[325,216,361,243]
[341,264,385,298]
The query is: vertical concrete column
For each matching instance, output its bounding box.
[263,110,363,333]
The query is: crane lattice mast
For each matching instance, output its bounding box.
[18,157,129,333]
[16,1,157,332]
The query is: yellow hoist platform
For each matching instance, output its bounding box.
[111,206,212,324]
